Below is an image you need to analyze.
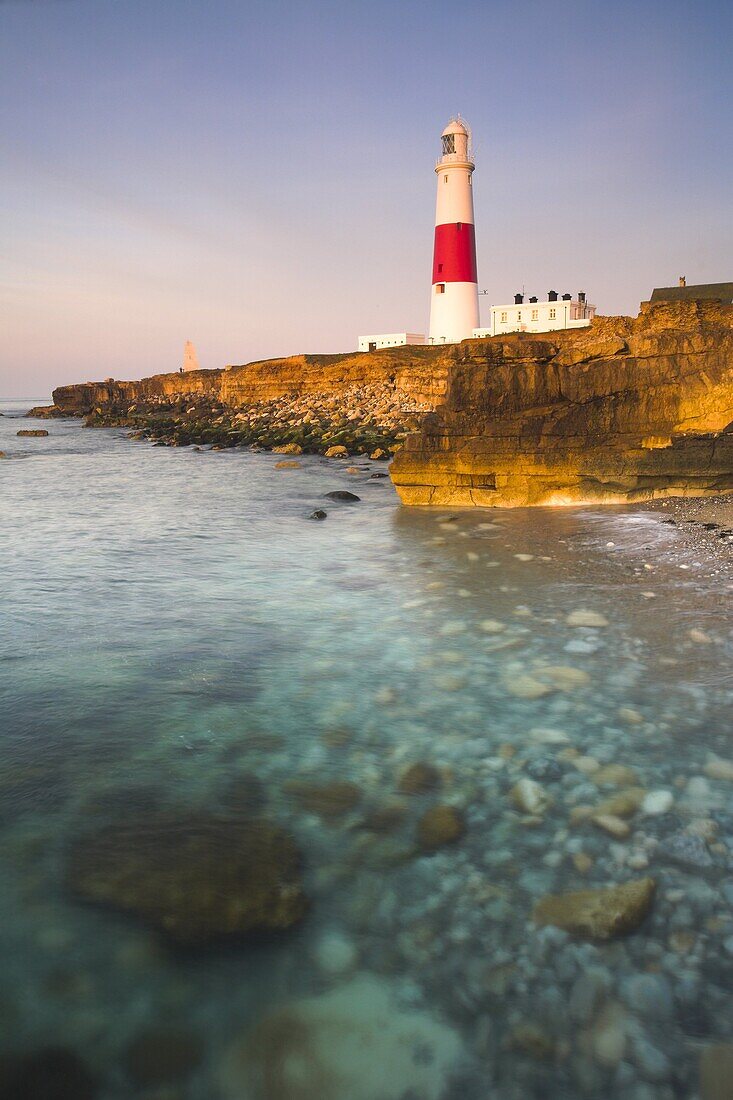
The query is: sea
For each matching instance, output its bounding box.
[1,399,732,1099]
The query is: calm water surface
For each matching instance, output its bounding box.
[1,401,732,1098]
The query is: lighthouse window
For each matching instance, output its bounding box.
[437,263,443,273]
[444,175,448,183]
[436,283,446,294]
[500,311,507,323]
[442,134,455,155]
[517,311,522,321]
[549,308,556,320]
[531,309,538,321]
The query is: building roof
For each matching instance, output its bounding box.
[650,282,733,305]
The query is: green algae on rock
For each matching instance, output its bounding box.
[533,878,656,941]
[65,812,307,945]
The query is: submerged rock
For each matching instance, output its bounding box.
[309,509,328,520]
[286,779,362,820]
[398,762,442,795]
[65,812,307,945]
[533,878,656,941]
[219,974,463,1100]
[16,428,49,438]
[417,805,466,850]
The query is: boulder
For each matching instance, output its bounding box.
[308,509,328,520]
[533,878,656,941]
[324,445,349,458]
[398,762,441,794]
[324,490,360,502]
[16,429,49,437]
[272,442,303,454]
[65,812,307,945]
[286,779,361,819]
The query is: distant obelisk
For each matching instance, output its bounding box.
[182,340,199,373]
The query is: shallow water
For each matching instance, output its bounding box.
[1,401,732,1099]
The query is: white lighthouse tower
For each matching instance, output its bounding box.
[429,118,480,344]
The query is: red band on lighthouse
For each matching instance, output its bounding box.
[432,222,477,285]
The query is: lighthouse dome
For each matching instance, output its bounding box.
[442,118,468,137]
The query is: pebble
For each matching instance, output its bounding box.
[529,727,571,745]
[526,757,564,782]
[657,831,714,870]
[593,814,631,839]
[621,974,673,1019]
[704,758,733,782]
[566,609,609,628]
[641,790,674,815]
[503,674,552,700]
[564,637,602,655]
[314,930,358,975]
[592,1001,628,1067]
[478,619,505,633]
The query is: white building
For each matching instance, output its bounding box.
[182,340,200,372]
[358,333,426,353]
[473,291,596,338]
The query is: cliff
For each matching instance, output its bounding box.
[390,300,733,507]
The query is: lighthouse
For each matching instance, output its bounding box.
[429,118,479,344]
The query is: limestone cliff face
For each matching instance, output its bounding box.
[53,346,449,416]
[390,301,733,507]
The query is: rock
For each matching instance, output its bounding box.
[657,830,714,870]
[309,509,328,520]
[595,788,646,818]
[620,974,673,1020]
[65,812,307,945]
[272,442,303,454]
[591,1001,628,1067]
[369,471,388,478]
[361,802,408,833]
[313,930,358,976]
[510,778,553,815]
[324,445,349,458]
[0,452,6,459]
[345,465,361,474]
[16,428,49,437]
[593,764,640,788]
[569,968,611,1022]
[533,878,656,941]
[566,610,609,628]
[630,1035,671,1083]
[417,805,466,850]
[704,758,733,782]
[478,619,506,633]
[398,762,441,795]
[641,790,674,815]
[369,448,388,459]
[592,813,632,839]
[123,1028,204,1086]
[701,1044,733,1100]
[390,301,733,508]
[286,779,361,819]
[324,490,360,502]
[539,665,590,691]
[529,727,571,745]
[274,459,302,468]
[0,1047,98,1099]
[503,673,553,699]
[219,975,464,1100]
[526,756,563,782]
[572,852,594,874]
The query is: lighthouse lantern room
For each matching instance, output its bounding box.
[428,118,480,344]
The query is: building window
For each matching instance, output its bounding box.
[531,309,538,321]
[437,263,443,273]
[436,283,445,294]
[517,311,522,321]
[549,308,556,320]
[444,175,448,183]
[442,134,455,155]
[500,311,507,323]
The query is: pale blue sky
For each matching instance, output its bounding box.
[1,0,731,396]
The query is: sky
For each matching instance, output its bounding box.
[1,0,731,397]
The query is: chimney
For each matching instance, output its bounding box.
[529,296,538,303]
[548,290,558,302]
[679,276,686,287]
[514,292,523,305]
[578,291,586,303]
[561,293,572,301]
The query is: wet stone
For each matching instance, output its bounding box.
[286,779,362,820]
[65,811,307,945]
[324,491,360,502]
[533,878,656,941]
[398,762,442,795]
[526,756,564,782]
[417,805,466,851]
[657,831,714,870]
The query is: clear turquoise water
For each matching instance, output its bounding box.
[1,401,732,1099]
